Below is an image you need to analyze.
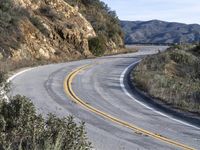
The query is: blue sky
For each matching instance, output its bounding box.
[101,0,200,24]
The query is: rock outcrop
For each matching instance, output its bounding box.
[65,0,124,55]
[0,0,96,61]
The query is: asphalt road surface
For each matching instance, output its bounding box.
[11,46,200,150]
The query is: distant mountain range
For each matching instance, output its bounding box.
[121,20,200,44]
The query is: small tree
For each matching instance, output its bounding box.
[88,36,106,56]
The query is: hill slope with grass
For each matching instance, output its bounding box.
[121,20,200,44]
[132,45,200,114]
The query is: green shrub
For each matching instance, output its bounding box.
[0,0,22,26]
[0,0,12,12]
[0,95,92,150]
[0,0,26,55]
[88,36,106,56]
[0,73,92,150]
[0,0,14,27]
[0,10,12,27]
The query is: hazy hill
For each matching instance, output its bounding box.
[121,20,200,44]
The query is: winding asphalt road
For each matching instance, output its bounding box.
[11,46,200,150]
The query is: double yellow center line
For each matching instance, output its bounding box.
[63,64,195,150]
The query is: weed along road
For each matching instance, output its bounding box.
[11,46,200,150]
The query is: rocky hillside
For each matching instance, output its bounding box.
[66,0,124,55]
[0,0,97,62]
[0,0,124,66]
[121,20,200,44]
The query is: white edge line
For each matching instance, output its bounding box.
[120,60,200,130]
[3,67,35,102]
[7,68,35,82]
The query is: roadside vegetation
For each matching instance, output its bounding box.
[0,72,92,150]
[132,44,200,113]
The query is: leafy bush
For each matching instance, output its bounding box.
[88,36,106,56]
[0,0,26,56]
[0,10,12,27]
[0,72,92,150]
[0,0,12,12]
[0,0,21,27]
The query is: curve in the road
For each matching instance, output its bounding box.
[120,61,200,130]
[63,64,195,150]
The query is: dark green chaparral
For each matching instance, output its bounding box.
[0,72,92,150]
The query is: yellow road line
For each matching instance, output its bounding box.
[63,65,195,150]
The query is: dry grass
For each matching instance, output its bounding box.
[132,45,200,113]
[0,59,48,73]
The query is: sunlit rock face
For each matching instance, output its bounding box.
[2,0,96,61]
